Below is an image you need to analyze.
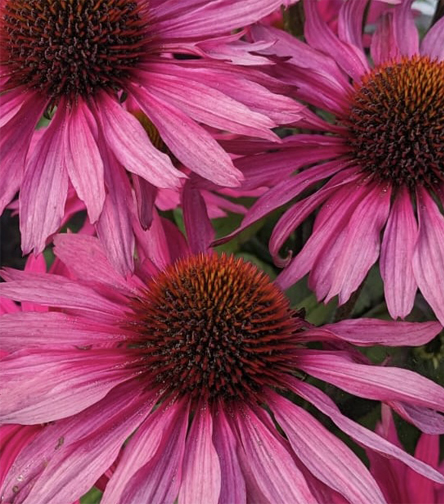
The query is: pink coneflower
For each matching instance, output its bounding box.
[228,0,444,324]
[367,405,444,503]
[0,0,301,254]
[1,218,444,503]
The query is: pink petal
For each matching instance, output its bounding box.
[393,0,419,57]
[234,406,317,503]
[0,271,123,315]
[179,404,221,504]
[312,319,441,347]
[96,152,135,275]
[267,390,385,504]
[20,105,69,254]
[103,400,189,504]
[370,12,400,65]
[421,17,444,60]
[389,402,444,435]
[297,350,444,412]
[0,93,44,214]
[130,84,243,187]
[132,175,157,230]
[154,0,287,38]
[53,234,130,291]
[304,0,369,80]
[289,378,444,484]
[145,68,281,140]
[0,348,133,423]
[276,177,367,291]
[337,0,367,51]
[323,185,391,304]
[98,93,184,189]
[2,381,154,504]
[212,404,246,504]
[182,180,214,254]
[380,186,418,319]
[0,312,125,351]
[65,102,105,223]
[412,187,444,325]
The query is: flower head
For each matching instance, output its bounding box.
[1,215,444,503]
[0,0,301,255]
[227,0,444,324]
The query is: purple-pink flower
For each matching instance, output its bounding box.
[227,0,444,324]
[0,0,301,256]
[1,216,444,503]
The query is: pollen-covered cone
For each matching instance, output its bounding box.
[1,215,444,504]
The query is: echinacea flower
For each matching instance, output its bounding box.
[367,405,444,504]
[0,0,301,255]
[1,216,444,504]
[227,0,444,324]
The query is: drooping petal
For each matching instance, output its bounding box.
[380,187,418,319]
[234,406,317,503]
[421,17,444,60]
[0,311,125,351]
[389,402,444,435]
[289,378,444,484]
[0,348,134,423]
[412,187,444,325]
[337,0,367,51]
[393,0,419,57]
[267,390,385,504]
[297,350,444,412]
[0,272,123,315]
[212,403,246,504]
[20,105,69,254]
[103,400,189,504]
[310,319,441,347]
[65,102,105,223]
[98,93,184,189]
[1,381,154,504]
[304,0,369,80]
[129,84,243,187]
[178,404,221,504]
[182,180,214,254]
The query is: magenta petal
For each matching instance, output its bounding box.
[53,234,130,291]
[412,187,444,325]
[380,187,418,319]
[267,390,385,504]
[319,319,441,347]
[289,379,444,484]
[0,348,133,423]
[393,0,419,57]
[235,406,317,504]
[212,404,246,504]
[102,401,189,504]
[297,350,444,412]
[370,12,400,65]
[20,105,69,254]
[421,17,444,60]
[324,185,391,304]
[183,180,214,254]
[98,93,184,189]
[0,271,123,315]
[304,0,368,80]
[0,312,124,351]
[389,402,444,435]
[65,102,105,223]
[179,404,221,504]
[130,84,243,187]
[2,381,154,504]
[337,0,367,51]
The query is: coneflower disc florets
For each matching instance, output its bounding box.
[1,0,149,102]
[346,55,444,188]
[129,254,305,403]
